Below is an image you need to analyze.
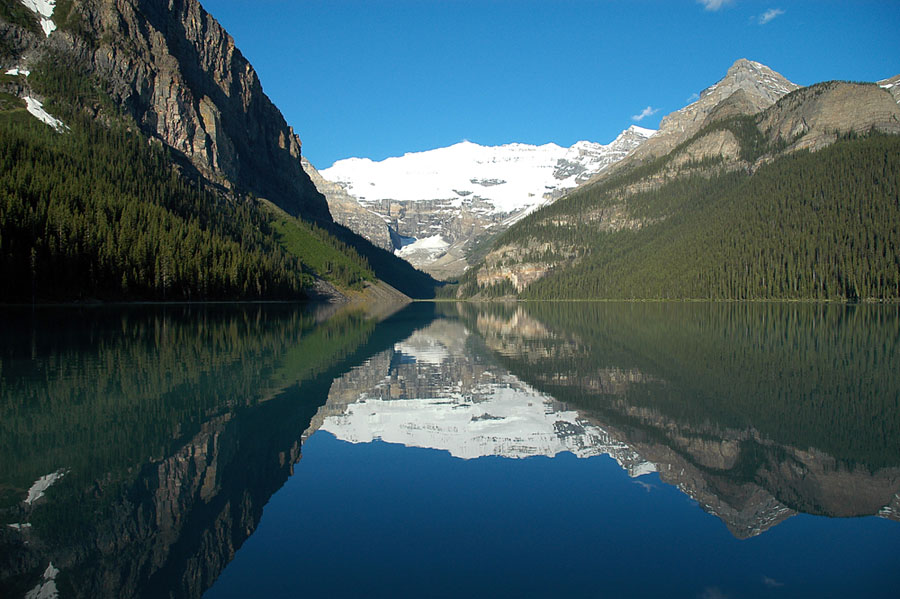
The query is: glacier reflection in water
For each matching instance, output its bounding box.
[316,319,656,474]
[210,303,900,599]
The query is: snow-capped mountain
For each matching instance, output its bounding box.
[320,387,655,471]
[321,125,655,216]
[309,318,655,473]
[310,126,654,279]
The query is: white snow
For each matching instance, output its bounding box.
[24,563,59,599]
[25,468,67,505]
[627,124,656,137]
[320,321,656,476]
[395,234,449,262]
[322,385,655,475]
[19,0,56,37]
[394,336,450,365]
[23,96,68,132]
[8,522,33,530]
[5,67,31,77]
[320,127,655,218]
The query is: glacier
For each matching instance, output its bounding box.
[320,126,655,217]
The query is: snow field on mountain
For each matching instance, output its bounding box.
[320,126,655,217]
[395,234,450,262]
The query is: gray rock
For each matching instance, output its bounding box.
[0,0,329,220]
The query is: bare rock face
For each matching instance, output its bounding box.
[669,129,742,168]
[879,74,900,104]
[620,58,798,167]
[302,158,393,250]
[0,0,330,220]
[759,81,900,151]
[313,129,654,280]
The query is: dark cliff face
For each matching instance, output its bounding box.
[0,0,331,221]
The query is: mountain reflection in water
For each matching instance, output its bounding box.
[310,318,656,472]
[305,303,900,539]
[0,303,423,599]
[2,302,898,598]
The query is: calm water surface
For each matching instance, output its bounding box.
[1,302,898,598]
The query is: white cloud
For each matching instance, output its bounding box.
[758,8,785,24]
[698,0,733,11]
[632,106,659,121]
[686,92,700,104]
[762,576,785,588]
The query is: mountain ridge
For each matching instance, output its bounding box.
[455,59,900,300]
[600,58,799,179]
[310,125,655,279]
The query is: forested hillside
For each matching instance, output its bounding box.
[455,80,900,301]
[0,97,377,301]
[519,133,900,300]
[0,2,436,302]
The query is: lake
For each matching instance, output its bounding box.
[1,301,898,598]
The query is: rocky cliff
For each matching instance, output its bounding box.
[611,58,798,171]
[302,157,393,249]
[0,0,330,220]
[758,80,900,152]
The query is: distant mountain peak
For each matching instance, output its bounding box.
[626,124,657,137]
[313,127,654,278]
[619,59,798,166]
[701,58,797,106]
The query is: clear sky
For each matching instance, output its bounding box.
[200,0,900,168]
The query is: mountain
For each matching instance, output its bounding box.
[456,59,900,300]
[302,157,394,251]
[610,59,798,172]
[3,0,327,219]
[0,303,427,599]
[458,302,900,538]
[308,317,655,472]
[0,0,436,301]
[309,126,655,279]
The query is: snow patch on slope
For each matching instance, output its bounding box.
[24,96,68,132]
[25,563,60,599]
[395,234,449,262]
[19,0,56,37]
[25,468,67,505]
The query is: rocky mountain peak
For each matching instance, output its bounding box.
[609,58,798,168]
[702,58,798,106]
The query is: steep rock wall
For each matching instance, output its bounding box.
[0,0,330,220]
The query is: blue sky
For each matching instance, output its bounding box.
[201,0,900,168]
